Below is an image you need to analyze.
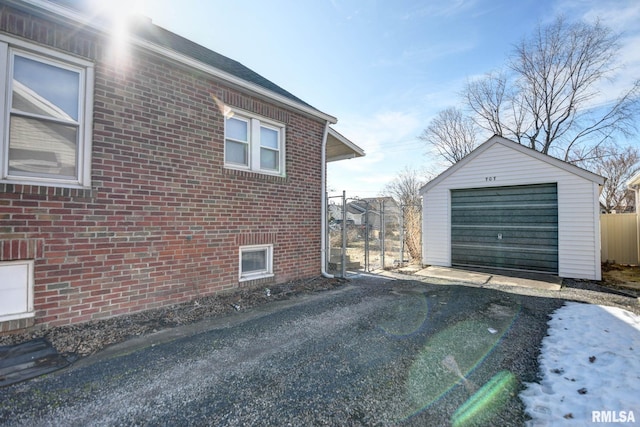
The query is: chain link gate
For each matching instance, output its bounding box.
[326,192,410,277]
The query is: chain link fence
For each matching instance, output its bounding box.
[327,192,420,277]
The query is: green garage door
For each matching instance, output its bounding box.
[451,183,558,274]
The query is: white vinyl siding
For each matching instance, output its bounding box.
[422,138,602,280]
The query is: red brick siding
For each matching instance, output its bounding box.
[0,6,324,329]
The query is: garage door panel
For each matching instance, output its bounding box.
[453,257,558,272]
[451,196,557,207]
[452,211,558,225]
[452,204,557,216]
[451,234,557,249]
[451,190,557,204]
[451,183,558,274]
[451,226,558,240]
[453,247,558,263]
[452,245,558,272]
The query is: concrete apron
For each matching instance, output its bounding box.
[376,266,563,291]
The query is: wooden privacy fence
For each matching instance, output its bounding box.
[600,213,638,265]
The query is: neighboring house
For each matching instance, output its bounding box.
[360,197,400,233]
[346,202,366,225]
[627,173,640,214]
[623,172,640,264]
[328,203,360,226]
[0,0,363,332]
[328,198,400,236]
[420,135,605,280]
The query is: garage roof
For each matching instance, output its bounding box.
[420,135,605,195]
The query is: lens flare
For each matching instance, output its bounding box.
[442,355,477,393]
[451,371,519,427]
[378,292,429,337]
[402,303,521,421]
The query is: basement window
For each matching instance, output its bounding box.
[0,260,34,322]
[239,245,273,281]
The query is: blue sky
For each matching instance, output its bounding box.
[109,0,640,197]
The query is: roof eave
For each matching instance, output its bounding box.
[627,171,640,189]
[326,127,365,162]
[328,128,364,156]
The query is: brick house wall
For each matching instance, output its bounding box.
[0,5,325,331]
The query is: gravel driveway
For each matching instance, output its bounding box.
[0,274,636,426]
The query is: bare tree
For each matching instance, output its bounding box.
[466,71,528,144]
[383,167,428,261]
[418,107,479,166]
[588,145,640,212]
[465,16,640,162]
[424,17,639,167]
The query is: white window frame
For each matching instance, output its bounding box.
[239,244,274,282]
[224,107,285,176]
[0,259,35,322]
[0,35,94,189]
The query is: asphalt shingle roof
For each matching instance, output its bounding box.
[47,0,316,111]
[129,22,314,109]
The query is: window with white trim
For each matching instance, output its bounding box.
[239,244,274,281]
[224,108,285,175]
[0,37,94,188]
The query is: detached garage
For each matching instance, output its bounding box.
[420,135,605,280]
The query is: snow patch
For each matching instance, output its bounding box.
[520,302,640,425]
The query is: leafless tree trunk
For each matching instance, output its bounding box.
[382,167,427,261]
[402,204,422,262]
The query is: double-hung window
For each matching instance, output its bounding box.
[0,36,94,188]
[224,108,285,176]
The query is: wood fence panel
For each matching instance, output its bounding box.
[600,213,638,265]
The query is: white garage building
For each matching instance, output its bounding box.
[420,135,605,280]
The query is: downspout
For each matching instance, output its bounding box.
[321,121,334,278]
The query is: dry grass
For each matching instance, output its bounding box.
[601,264,640,294]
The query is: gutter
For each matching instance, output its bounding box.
[320,121,334,279]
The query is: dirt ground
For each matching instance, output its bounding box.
[0,276,347,358]
[600,263,640,294]
[1,264,636,361]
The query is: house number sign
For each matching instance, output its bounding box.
[485,176,497,182]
